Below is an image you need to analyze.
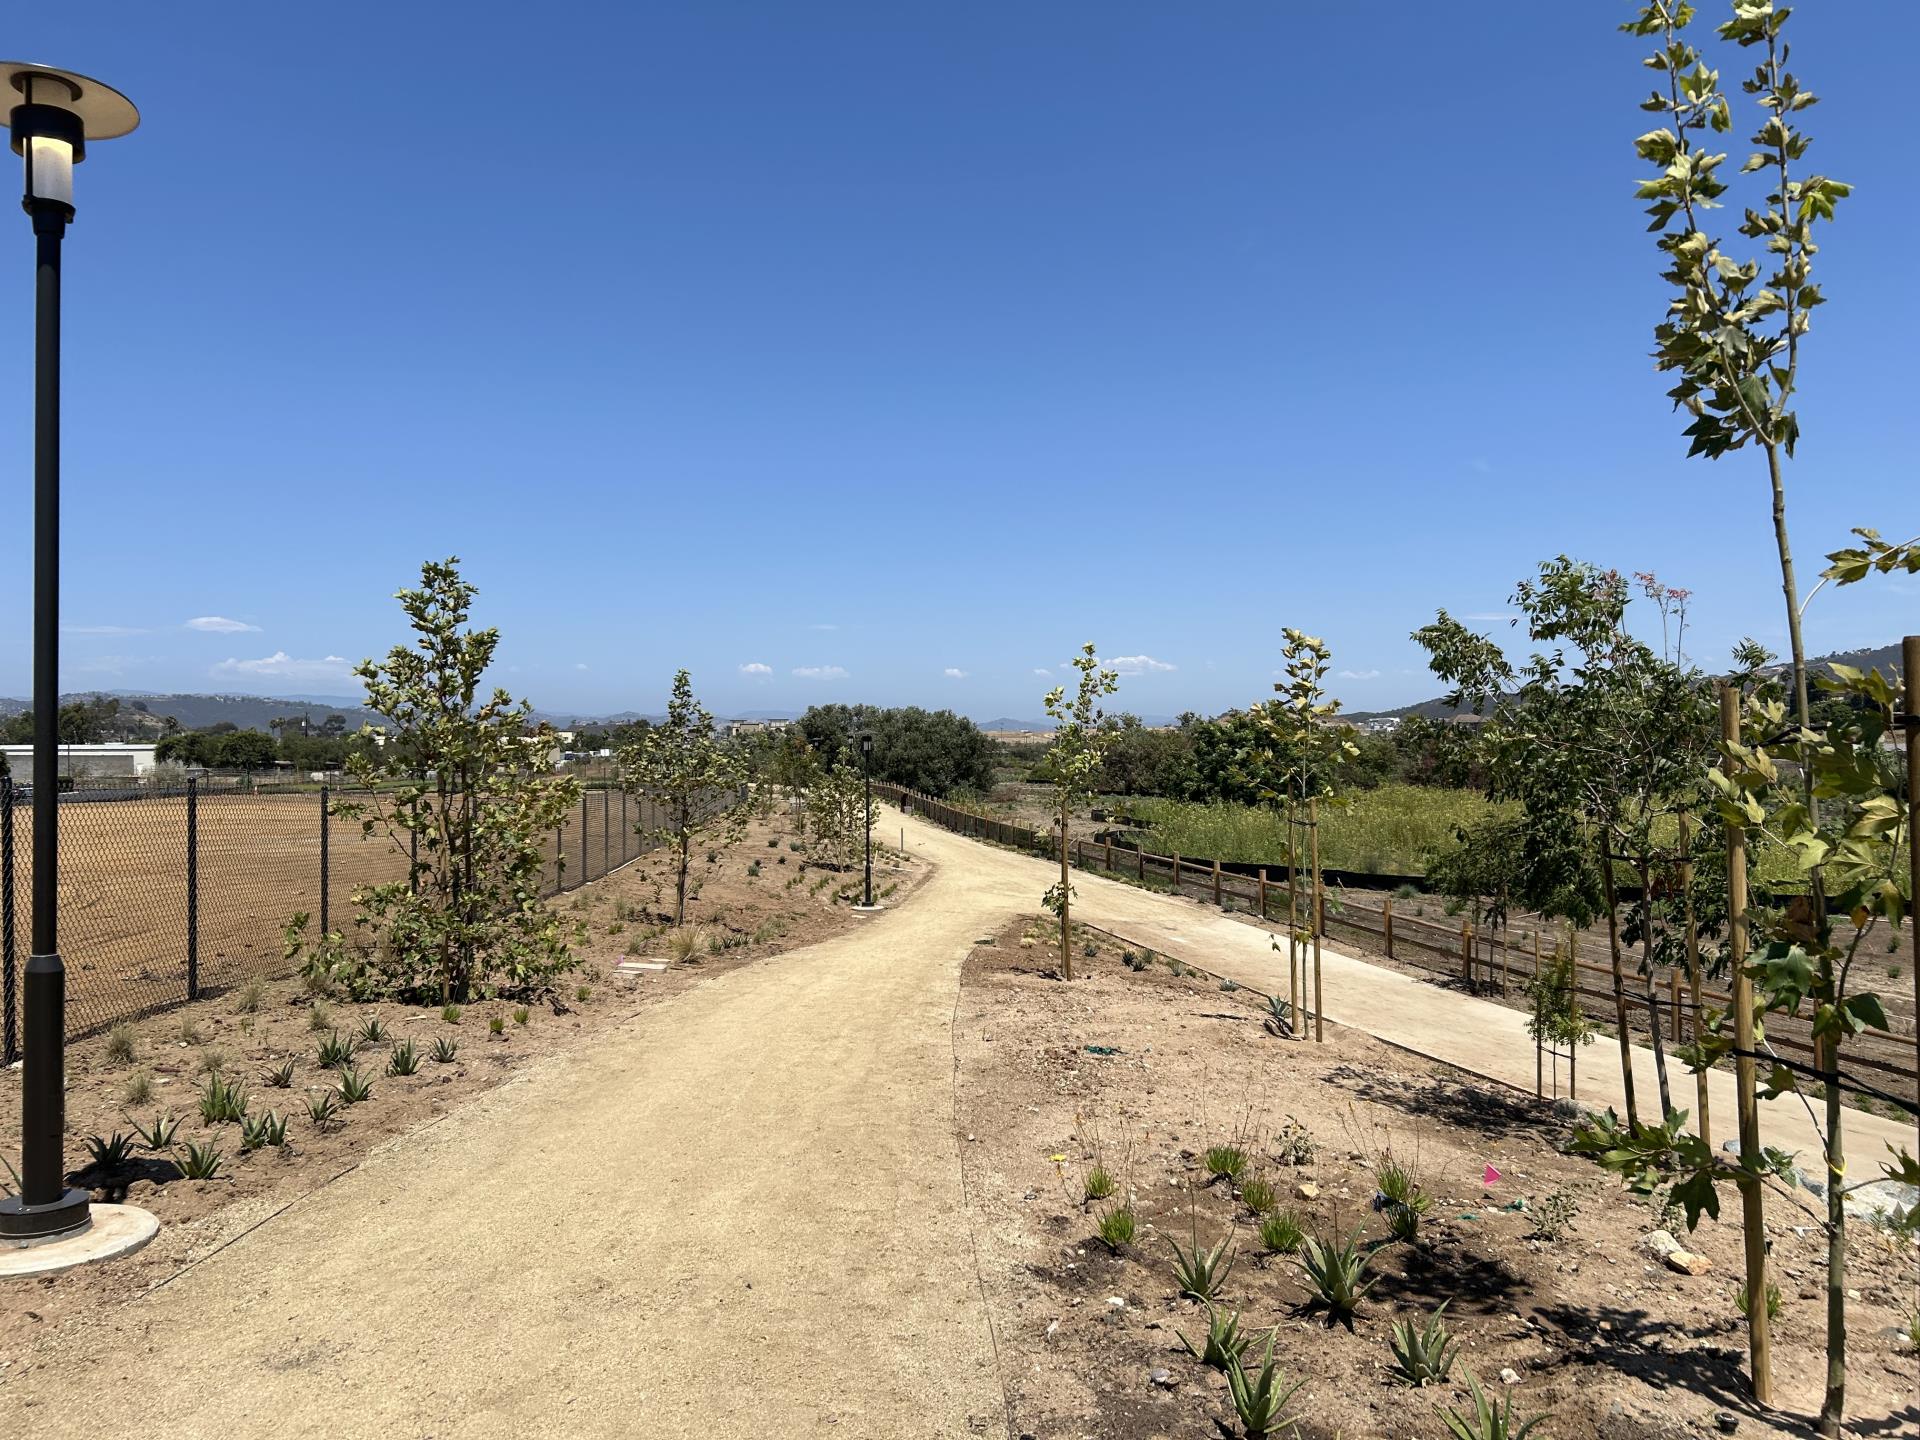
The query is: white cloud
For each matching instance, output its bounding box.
[1109,654,1175,675]
[738,662,773,676]
[186,615,261,634]
[212,651,354,684]
[63,623,148,637]
[574,663,590,671]
[792,665,849,680]
[944,667,968,679]
[1337,668,1382,680]
[1032,667,1052,676]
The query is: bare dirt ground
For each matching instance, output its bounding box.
[0,812,907,1340]
[956,914,1918,1439]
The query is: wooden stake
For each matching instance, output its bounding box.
[1105,836,1113,871]
[1287,800,1300,1028]
[1212,859,1222,906]
[1384,893,1395,958]
[1681,812,1710,1150]
[1310,796,1324,1043]
[1722,683,1773,1406]
[1669,968,1682,1044]
[1172,853,1181,892]
[1461,920,1473,988]
[1059,794,1073,982]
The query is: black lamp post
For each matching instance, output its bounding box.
[858,731,874,908]
[0,62,138,1243]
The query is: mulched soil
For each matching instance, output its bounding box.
[954,915,1918,1438]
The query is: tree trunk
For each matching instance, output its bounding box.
[1639,857,1673,1119]
[1598,831,1639,1128]
[1286,796,1300,1027]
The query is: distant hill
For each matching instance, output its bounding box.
[1347,639,1908,724]
[0,691,384,734]
[976,717,1055,734]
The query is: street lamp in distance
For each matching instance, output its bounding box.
[855,731,878,912]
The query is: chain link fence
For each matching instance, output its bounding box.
[0,775,661,1056]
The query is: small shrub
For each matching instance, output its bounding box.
[1258,1208,1305,1255]
[488,1015,506,1036]
[512,1006,530,1027]
[668,928,707,962]
[241,1110,288,1151]
[1082,940,1098,959]
[198,1072,249,1124]
[1387,1201,1423,1244]
[1083,1166,1116,1203]
[1376,1151,1422,1208]
[176,1017,205,1046]
[1204,1144,1250,1184]
[1177,1301,1251,1371]
[234,980,264,1015]
[767,836,779,847]
[336,1067,374,1104]
[1239,1174,1277,1215]
[262,1058,296,1089]
[746,861,761,878]
[316,1031,355,1068]
[1299,1229,1379,1327]
[122,1070,154,1106]
[1529,1189,1577,1243]
[84,1132,137,1168]
[197,1047,231,1077]
[431,1036,460,1064]
[131,1112,181,1151]
[1393,882,1420,900]
[1735,1279,1784,1323]
[1223,1328,1305,1440]
[306,1090,342,1129]
[105,1023,136,1065]
[1388,1302,1459,1386]
[178,1140,225,1180]
[1123,950,1148,972]
[576,984,591,1002]
[1095,1203,1136,1254]
[1273,1117,1315,1166]
[387,1040,421,1076]
[441,1004,462,1025]
[356,1016,390,1048]
[307,1001,334,1034]
[1436,1369,1548,1440]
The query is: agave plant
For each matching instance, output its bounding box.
[306,1090,342,1130]
[178,1140,224,1180]
[1388,1302,1459,1386]
[1177,1301,1251,1371]
[262,1057,296,1089]
[430,1036,460,1064]
[1223,1327,1305,1440]
[316,1031,355,1068]
[84,1132,137,1168]
[387,1039,421,1077]
[240,1110,288,1151]
[356,1015,389,1047]
[336,1066,374,1105]
[1299,1228,1379,1328]
[1168,1209,1236,1303]
[198,1072,249,1125]
[1437,1369,1548,1439]
[130,1112,181,1152]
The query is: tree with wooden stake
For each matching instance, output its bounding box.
[1416,558,1715,1129]
[332,558,582,1004]
[1038,644,1119,980]
[1251,630,1355,1044]
[617,669,746,927]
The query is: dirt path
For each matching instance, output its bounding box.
[9,851,1018,1438]
[886,805,1915,1170]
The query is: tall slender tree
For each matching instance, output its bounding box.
[619,670,746,926]
[1039,644,1119,980]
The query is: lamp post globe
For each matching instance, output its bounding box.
[0,62,138,1243]
[858,732,874,908]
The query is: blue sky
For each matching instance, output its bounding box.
[4,3,1914,721]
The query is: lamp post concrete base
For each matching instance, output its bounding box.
[0,1203,158,1278]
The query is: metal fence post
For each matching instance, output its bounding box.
[580,791,589,885]
[1,776,15,1066]
[186,777,199,1002]
[621,790,629,864]
[319,783,330,935]
[602,787,610,875]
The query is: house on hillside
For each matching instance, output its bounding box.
[1,742,158,785]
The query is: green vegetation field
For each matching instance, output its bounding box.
[1126,785,1504,875]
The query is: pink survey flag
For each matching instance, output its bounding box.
[1482,1164,1501,1187]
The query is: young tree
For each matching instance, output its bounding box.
[1251,630,1356,1041]
[1038,644,1120,980]
[330,558,582,1003]
[618,670,747,926]
[802,761,873,871]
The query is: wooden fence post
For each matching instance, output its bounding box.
[1383,893,1394,958]
[1258,868,1268,919]
[1669,969,1682,1043]
[1212,860,1222,906]
[1461,921,1473,988]
[1172,853,1181,893]
[1137,847,1144,882]
[1105,836,1113,871]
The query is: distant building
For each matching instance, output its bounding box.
[728,718,791,738]
[1,742,158,785]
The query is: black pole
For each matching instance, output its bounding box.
[2,775,15,1067]
[1,207,88,1239]
[862,744,873,907]
[185,776,198,1001]
[319,783,330,936]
